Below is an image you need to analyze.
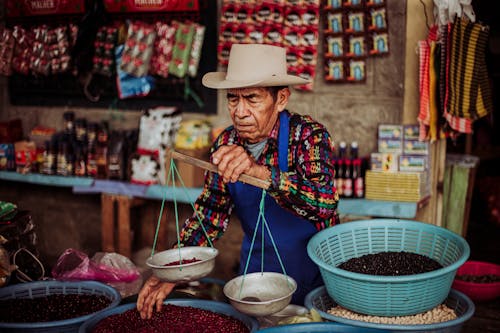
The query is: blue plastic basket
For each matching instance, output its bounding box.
[79,298,259,332]
[304,286,475,332]
[0,280,121,333]
[256,322,389,333]
[307,219,470,317]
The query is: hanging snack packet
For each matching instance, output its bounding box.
[150,22,176,78]
[93,25,119,76]
[11,26,33,75]
[30,25,51,75]
[0,27,14,76]
[120,21,156,77]
[188,24,205,78]
[115,45,155,99]
[137,107,182,155]
[168,22,195,78]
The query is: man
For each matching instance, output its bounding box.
[137,44,339,319]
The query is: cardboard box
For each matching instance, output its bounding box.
[403,139,429,155]
[378,138,403,154]
[403,124,420,140]
[370,152,398,172]
[378,124,403,140]
[365,170,430,202]
[399,155,428,172]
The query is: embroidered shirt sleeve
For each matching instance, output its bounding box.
[179,130,235,246]
[267,114,339,229]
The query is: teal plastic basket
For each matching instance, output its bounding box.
[304,286,475,332]
[256,322,389,332]
[0,280,121,333]
[307,219,470,317]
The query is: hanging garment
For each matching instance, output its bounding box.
[429,41,440,141]
[227,111,323,305]
[418,25,439,141]
[447,17,492,129]
[418,39,431,141]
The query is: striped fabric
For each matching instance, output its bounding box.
[429,41,439,141]
[447,17,492,123]
[418,39,431,141]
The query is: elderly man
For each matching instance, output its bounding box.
[137,44,339,319]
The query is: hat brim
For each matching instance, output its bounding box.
[202,72,311,89]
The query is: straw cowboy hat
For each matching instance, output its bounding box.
[202,44,310,89]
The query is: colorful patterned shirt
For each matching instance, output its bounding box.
[179,110,339,246]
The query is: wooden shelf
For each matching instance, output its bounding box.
[0,171,93,187]
[1,171,421,219]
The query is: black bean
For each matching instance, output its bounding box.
[338,251,443,276]
[456,274,500,283]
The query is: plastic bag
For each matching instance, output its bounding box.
[51,248,140,283]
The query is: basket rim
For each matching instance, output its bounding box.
[0,280,121,329]
[146,246,219,269]
[304,286,475,331]
[307,219,470,282]
[223,272,298,304]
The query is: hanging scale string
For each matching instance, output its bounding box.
[239,190,291,298]
[150,158,214,261]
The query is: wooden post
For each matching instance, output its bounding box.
[101,193,116,253]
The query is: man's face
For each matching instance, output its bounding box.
[226,87,289,143]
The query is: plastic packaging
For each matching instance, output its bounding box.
[51,248,140,283]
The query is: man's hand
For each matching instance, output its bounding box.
[136,276,176,319]
[211,145,270,183]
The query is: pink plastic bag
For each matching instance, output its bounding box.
[51,248,140,283]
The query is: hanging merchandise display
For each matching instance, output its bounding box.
[417,1,492,138]
[3,0,216,114]
[218,0,320,91]
[322,0,389,84]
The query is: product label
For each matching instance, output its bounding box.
[343,178,353,197]
[354,177,364,198]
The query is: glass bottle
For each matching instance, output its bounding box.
[57,141,69,176]
[343,158,353,198]
[96,124,109,179]
[75,118,87,143]
[41,140,56,175]
[74,145,87,177]
[350,141,359,159]
[353,158,365,198]
[87,144,98,178]
[63,111,75,135]
[336,158,344,197]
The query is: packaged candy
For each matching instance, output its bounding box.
[188,24,205,78]
[120,21,156,77]
[168,22,195,78]
[93,25,119,76]
[150,22,176,78]
[115,45,155,99]
[0,27,14,76]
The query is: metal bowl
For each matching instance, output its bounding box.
[146,247,218,283]
[223,272,297,317]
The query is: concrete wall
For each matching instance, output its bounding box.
[0,1,418,281]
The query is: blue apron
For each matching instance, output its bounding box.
[227,112,323,305]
